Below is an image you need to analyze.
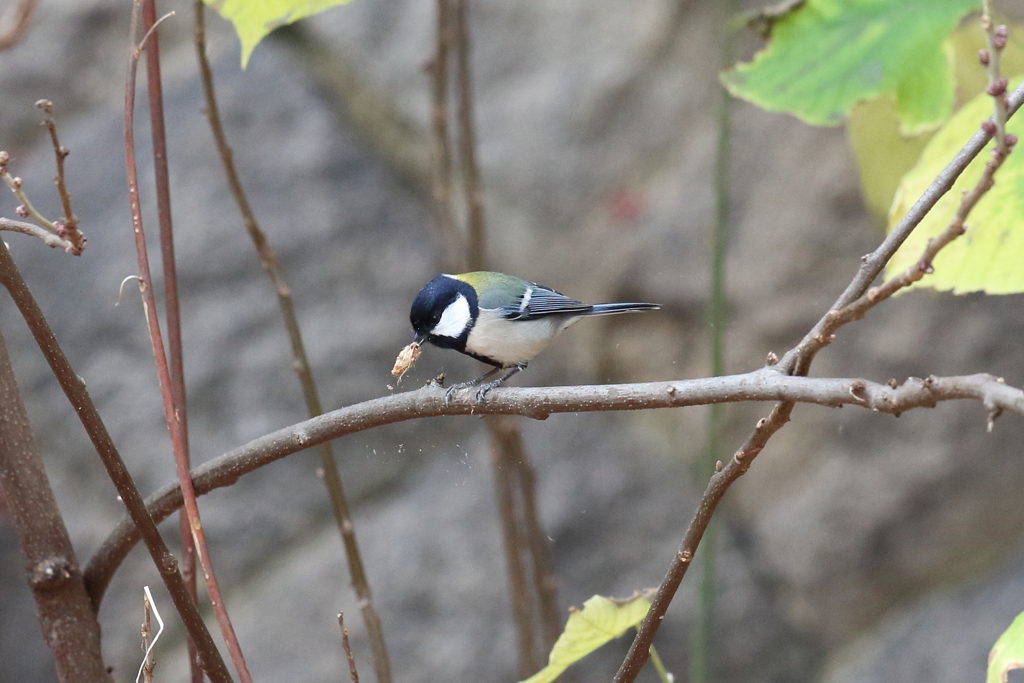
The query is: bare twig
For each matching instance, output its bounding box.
[428,0,464,272]
[446,0,562,663]
[0,217,72,249]
[138,587,162,683]
[487,416,540,677]
[338,613,360,683]
[511,432,562,652]
[139,2,201,680]
[454,0,485,270]
[0,323,112,683]
[83,369,1024,605]
[124,2,250,681]
[780,78,1024,376]
[979,2,1009,146]
[36,100,86,254]
[614,401,791,683]
[193,3,393,681]
[0,146,81,253]
[0,0,36,51]
[614,52,1024,683]
[0,240,232,683]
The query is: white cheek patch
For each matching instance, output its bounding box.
[433,294,471,339]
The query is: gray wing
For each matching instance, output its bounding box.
[501,285,592,321]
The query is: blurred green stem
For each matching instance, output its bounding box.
[692,0,734,680]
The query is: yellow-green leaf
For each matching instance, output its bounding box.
[886,76,1024,294]
[722,0,978,134]
[204,0,353,68]
[848,21,1024,220]
[519,593,652,683]
[987,610,1024,683]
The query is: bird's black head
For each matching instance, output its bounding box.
[409,275,479,351]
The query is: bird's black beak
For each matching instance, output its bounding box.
[414,331,428,345]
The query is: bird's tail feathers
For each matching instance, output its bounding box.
[586,302,661,316]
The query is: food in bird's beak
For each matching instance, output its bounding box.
[391,342,421,380]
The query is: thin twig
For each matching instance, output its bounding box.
[428,0,464,272]
[512,439,562,652]
[193,3,392,681]
[0,148,80,252]
[138,587,161,683]
[0,240,233,683]
[979,1,1009,146]
[448,0,561,663]
[36,101,86,254]
[780,78,1024,376]
[487,416,540,677]
[0,0,36,51]
[454,0,485,270]
[139,3,201,681]
[124,2,251,681]
[83,368,1024,605]
[338,613,360,683]
[0,217,72,249]
[614,52,1023,683]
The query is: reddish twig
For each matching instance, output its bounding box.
[0,240,232,683]
[193,3,393,681]
[124,2,251,681]
[139,2,201,681]
[36,100,86,254]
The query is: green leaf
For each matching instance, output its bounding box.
[204,0,353,68]
[722,0,978,134]
[886,76,1024,294]
[519,593,652,683]
[987,610,1024,683]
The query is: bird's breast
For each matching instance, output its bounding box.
[465,308,578,366]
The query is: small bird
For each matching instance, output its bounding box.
[409,271,660,401]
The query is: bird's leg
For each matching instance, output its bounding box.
[443,363,527,404]
[444,366,503,405]
[474,364,526,402]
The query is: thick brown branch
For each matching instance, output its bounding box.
[0,231,232,683]
[0,326,111,682]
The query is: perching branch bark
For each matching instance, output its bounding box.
[83,369,1024,606]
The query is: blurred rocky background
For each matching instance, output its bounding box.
[2,0,1024,681]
